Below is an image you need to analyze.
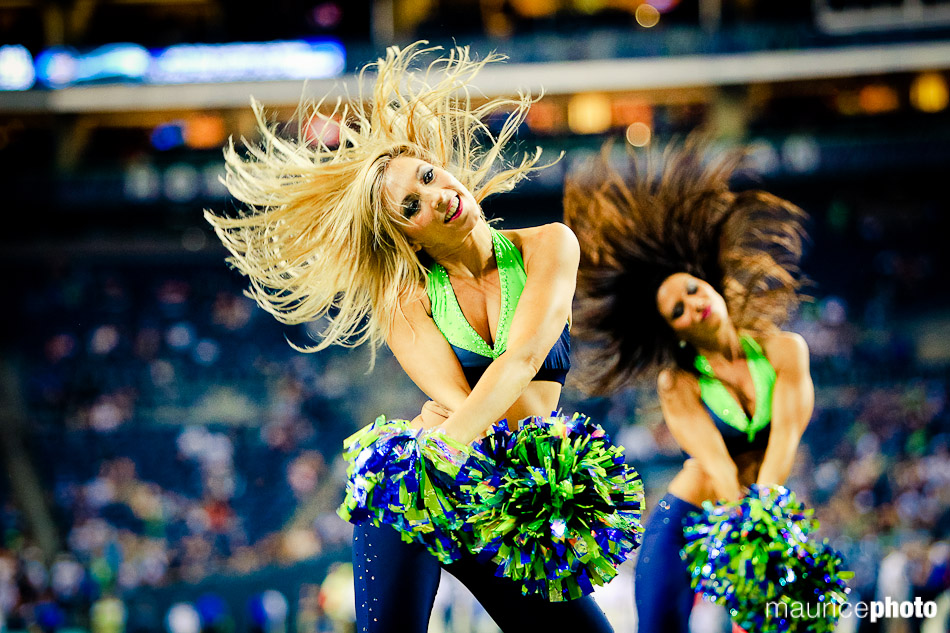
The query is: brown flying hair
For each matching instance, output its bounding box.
[563,138,807,396]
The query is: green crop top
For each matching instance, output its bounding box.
[425,227,571,387]
[694,335,775,444]
[427,227,525,359]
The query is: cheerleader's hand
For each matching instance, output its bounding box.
[410,400,453,430]
[712,472,744,503]
[433,416,485,447]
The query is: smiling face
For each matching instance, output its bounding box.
[380,155,480,252]
[655,272,729,344]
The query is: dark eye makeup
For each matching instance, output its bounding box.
[402,166,435,218]
[403,197,420,218]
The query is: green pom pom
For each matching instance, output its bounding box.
[337,416,475,564]
[463,413,644,601]
[682,484,852,632]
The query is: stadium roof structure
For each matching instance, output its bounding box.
[2,39,949,113]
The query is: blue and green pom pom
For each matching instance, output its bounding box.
[681,484,853,632]
[338,412,644,601]
[336,416,476,564]
[463,413,645,602]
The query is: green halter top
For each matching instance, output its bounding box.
[425,227,526,358]
[694,335,776,442]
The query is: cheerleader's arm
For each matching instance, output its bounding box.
[756,332,814,486]
[658,369,743,502]
[387,291,473,418]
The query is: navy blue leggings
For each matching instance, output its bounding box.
[634,492,700,633]
[353,521,614,633]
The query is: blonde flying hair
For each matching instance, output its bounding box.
[205,42,548,359]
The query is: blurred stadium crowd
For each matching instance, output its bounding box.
[3,190,949,631]
[2,0,950,632]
